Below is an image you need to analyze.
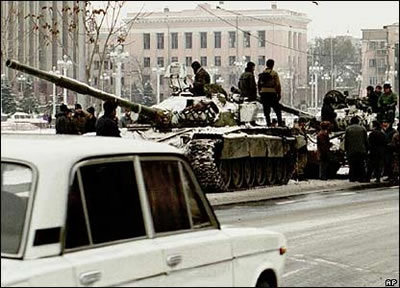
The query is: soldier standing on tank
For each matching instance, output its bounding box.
[366,86,379,113]
[238,61,257,102]
[189,61,210,96]
[377,82,398,124]
[258,59,283,127]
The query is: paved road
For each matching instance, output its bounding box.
[215,186,399,287]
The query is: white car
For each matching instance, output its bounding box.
[1,134,286,287]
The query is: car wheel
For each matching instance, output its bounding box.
[256,279,271,287]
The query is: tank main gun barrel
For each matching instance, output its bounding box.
[6,59,170,126]
[279,103,316,121]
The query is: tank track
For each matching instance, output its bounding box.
[186,138,224,192]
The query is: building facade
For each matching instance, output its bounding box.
[1,1,85,106]
[361,23,399,96]
[116,3,310,107]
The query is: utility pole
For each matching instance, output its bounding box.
[152,65,165,104]
[57,55,73,104]
[78,0,87,107]
[110,46,129,117]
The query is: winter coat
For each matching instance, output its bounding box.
[258,68,281,96]
[321,103,337,124]
[73,112,87,134]
[85,115,97,133]
[317,130,331,161]
[238,71,257,101]
[191,67,210,96]
[96,115,121,137]
[345,124,368,157]
[55,112,79,135]
[119,114,134,128]
[368,128,386,156]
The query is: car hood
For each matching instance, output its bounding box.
[220,226,286,257]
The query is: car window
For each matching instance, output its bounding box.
[1,162,33,255]
[65,160,146,248]
[180,164,212,228]
[141,160,190,233]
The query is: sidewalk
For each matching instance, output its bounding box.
[206,179,393,207]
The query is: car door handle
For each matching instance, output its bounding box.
[166,255,182,267]
[79,271,102,286]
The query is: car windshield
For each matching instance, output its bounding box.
[1,162,33,256]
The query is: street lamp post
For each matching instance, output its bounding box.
[284,71,294,107]
[208,65,219,84]
[234,56,247,82]
[49,66,60,119]
[309,61,323,108]
[355,75,362,97]
[321,73,331,102]
[57,55,73,104]
[110,46,129,116]
[1,74,6,114]
[152,65,165,104]
[17,74,27,101]
[100,73,110,92]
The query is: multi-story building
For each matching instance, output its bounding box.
[1,1,84,106]
[118,3,310,107]
[361,23,399,96]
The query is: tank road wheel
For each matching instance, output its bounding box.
[275,159,287,184]
[244,158,256,188]
[255,158,267,186]
[218,160,231,191]
[231,159,244,189]
[265,158,276,185]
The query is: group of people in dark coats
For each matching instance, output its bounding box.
[56,103,97,135]
[56,101,121,138]
[344,116,399,184]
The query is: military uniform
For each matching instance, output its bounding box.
[238,71,257,101]
[377,91,398,123]
[190,67,210,96]
[258,68,282,126]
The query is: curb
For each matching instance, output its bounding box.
[206,180,394,207]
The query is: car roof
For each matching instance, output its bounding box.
[1,134,181,165]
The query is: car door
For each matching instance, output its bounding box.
[140,157,234,286]
[62,157,166,287]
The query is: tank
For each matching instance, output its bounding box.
[6,59,301,192]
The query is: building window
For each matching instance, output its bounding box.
[94,77,98,86]
[369,59,376,67]
[380,41,386,49]
[293,32,297,49]
[200,32,207,49]
[94,60,99,70]
[185,32,192,49]
[229,31,236,48]
[229,56,236,66]
[171,32,178,49]
[258,55,265,66]
[143,33,150,50]
[214,56,221,67]
[288,31,292,48]
[171,57,178,63]
[157,57,164,67]
[144,57,150,68]
[103,61,109,70]
[369,76,377,86]
[298,33,301,51]
[157,33,164,49]
[185,56,192,67]
[214,32,221,49]
[200,56,207,67]
[369,41,377,50]
[243,31,251,48]
[258,31,265,47]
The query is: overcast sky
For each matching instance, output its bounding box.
[117,1,399,40]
